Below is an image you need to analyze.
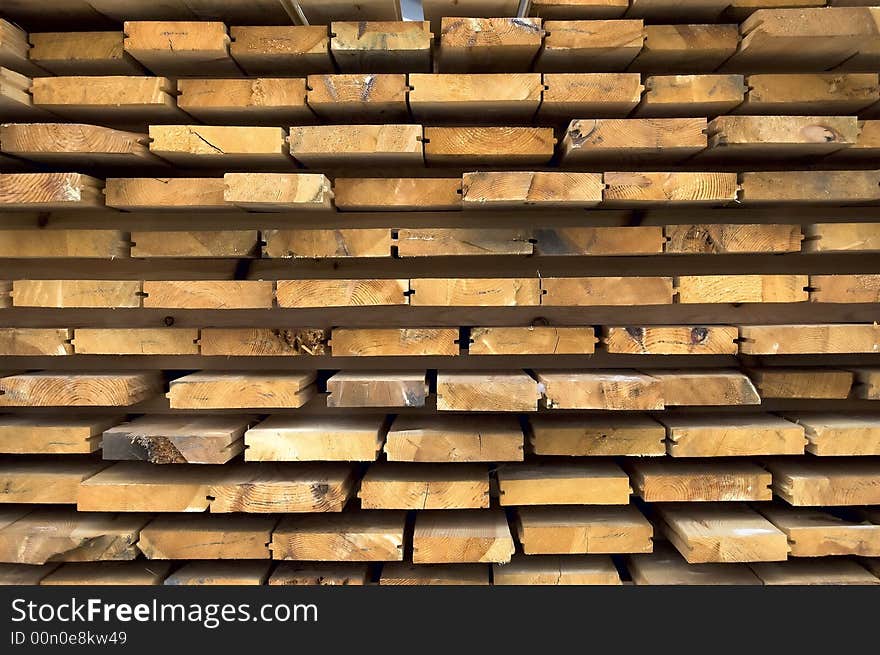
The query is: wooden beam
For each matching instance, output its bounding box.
[177,78,311,124]
[534,226,664,255]
[334,178,461,211]
[674,274,809,303]
[12,280,141,308]
[516,506,652,555]
[359,463,489,510]
[276,279,406,308]
[664,224,802,254]
[493,555,621,585]
[637,75,745,117]
[380,563,488,586]
[528,414,666,456]
[603,172,738,206]
[498,462,631,505]
[660,414,804,457]
[538,73,643,120]
[105,177,227,210]
[741,73,880,114]
[760,505,880,557]
[244,416,384,462]
[438,17,544,72]
[766,458,880,506]
[423,127,555,165]
[749,368,854,399]
[804,223,880,253]
[131,230,257,257]
[123,21,239,76]
[785,414,880,456]
[629,24,739,73]
[461,171,603,208]
[72,328,199,355]
[0,372,161,406]
[306,73,408,121]
[705,115,859,159]
[750,560,880,586]
[138,515,274,559]
[271,512,406,561]
[0,229,125,258]
[537,370,664,410]
[468,326,597,355]
[384,415,524,462]
[0,460,107,504]
[142,280,274,309]
[602,325,738,355]
[410,277,541,306]
[148,125,290,167]
[536,20,645,72]
[28,31,141,75]
[223,172,331,211]
[0,327,73,356]
[199,328,329,357]
[0,19,41,76]
[560,118,708,163]
[164,562,271,586]
[0,415,118,455]
[330,21,432,73]
[167,372,316,409]
[409,73,542,122]
[650,370,761,407]
[542,276,674,305]
[269,563,369,586]
[627,459,773,501]
[330,328,458,356]
[628,544,761,585]
[0,172,103,209]
[229,26,332,76]
[810,274,880,303]
[326,371,429,407]
[289,124,423,166]
[0,123,155,166]
[739,323,880,354]
[264,228,391,258]
[396,228,532,256]
[437,371,541,412]
[530,0,629,19]
[41,562,172,586]
[413,510,514,564]
[0,68,49,121]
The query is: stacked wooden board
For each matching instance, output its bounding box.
[1,0,880,586]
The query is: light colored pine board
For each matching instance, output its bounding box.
[0,229,126,258]
[12,280,141,308]
[603,325,738,355]
[0,328,73,356]
[0,19,41,76]
[497,462,631,505]
[229,26,332,76]
[811,274,880,303]
[739,324,880,355]
[72,328,199,355]
[245,416,384,462]
[637,74,746,117]
[830,119,880,161]
[271,512,406,561]
[627,459,773,502]
[537,370,664,410]
[130,230,258,257]
[223,172,331,211]
[766,457,880,506]
[409,73,542,121]
[105,177,227,210]
[786,414,880,456]
[0,172,103,209]
[657,503,789,564]
[628,544,761,585]
[741,73,879,114]
[629,24,740,73]
[531,0,629,19]
[306,74,408,121]
[396,228,532,257]
[330,21,432,73]
[167,372,316,409]
[516,505,652,555]
[0,460,107,504]
[380,563,489,586]
[665,224,802,254]
[148,125,290,167]
[0,372,161,407]
[438,17,544,72]
[436,371,541,411]
[177,78,311,124]
[804,223,880,252]
[0,123,154,166]
[269,562,369,586]
[326,371,429,408]
[759,505,880,557]
[334,178,461,211]
[751,559,880,585]
[330,328,458,356]
[40,562,172,586]
[289,124,423,166]
[142,280,274,309]
[851,367,880,399]
[276,279,406,308]
[0,563,59,585]
[534,226,664,255]
[138,515,274,559]
[199,328,329,357]
[164,561,272,586]
[560,118,708,163]
[704,115,859,159]
[749,368,854,399]
[538,72,643,119]
[102,415,251,464]
[469,326,597,355]
[536,20,646,72]
[493,555,621,585]
[359,463,489,510]
[0,67,48,121]
[651,370,762,407]
[740,170,880,204]
[423,127,556,165]
[542,276,674,305]
[675,274,809,304]
[123,21,238,76]
[410,277,541,306]
[529,414,666,456]
[461,171,603,208]
[264,228,391,258]
[661,414,804,457]
[0,415,118,455]
[28,31,140,74]
[384,415,524,462]
[603,172,738,206]
[413,510,514,564]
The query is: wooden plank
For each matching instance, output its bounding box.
[41,562,172,586]
[0,510,146,564]
[423,127,555,165]
[830,119,880,161]
[538,72,644,120]
[759,505,880,557]
[657,503,789,564]
[0,372,161,407]
[28,31,140,75]
[422,0,520,34]
[359,463,489,510]
[749,368,854,399]
[131,230,258,257]
[244,416,384,462]
[811,274,880,303]
[627,459,773,502]
[0,563,58,585]
[0,460,107,504]
[138,515,274,559]
[223,172,331,211]
[276,279,407,308]
[102,415,251,464]
[271,512,406,561]
[804,223,880,252]
[675,274,809,304]
[493,555,621,585]
[0,172,103,209]
[12,280,140,308]
[177,78,311,124]
[142,281,274,309]
[123,21,238,76]
[409,73,542,121]
[330,20,432,73]
[384,415,524,462]
[436,371,540,411]
[0,328,73,356]
[438,17,544,72]
[705,115,859,159]
[410,278,541,306]
[306,74,408,122]
[297,0,401,23]
[637,75,746,117]
[604,172,737,206]
[229,26,332,76]
[330,328,458,356]
[536,20,645,72]
[603,325,738,355]
[468,326,597,355]
[750,560,880,585]
[0,19,40,76]
[766,458,880,506]
[413,510,514,564]
[0,415,118,455]
[561,119,707,163]
[741,73,879,114]
[542,276,674,305]
[739,324,880,355]
[148,125,290,167]
[334,178,461,211]
[164,562,271,586]
[537,370,664,410]
[0,229,126,258]
[72,328,199,355]
[167,372,316,409]
[199,328,329,357]
[461,172,603,208]
[264,228,391,258]
[498,462,630,505]
[785,414,880,456]
[516,505,652,555]
[661,414,804,457]
[851,367,880,399]
[0,68,47,121]
[380,563,488,586]
[628,544,761,585]
[326,371,429,408]
[105,177,227,210]
[534,226,664,255]
[528,414,666,456]
[0,123,154,166]
[651,370,762,407]
[665,224,802,254]
[396,228,532,257]
[629,24,740,73]
[289,124,423,167]
[269,562,369,586]
[530,0,629,19]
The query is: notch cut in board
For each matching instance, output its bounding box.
[329,21,433,73]
[536,19,646,72]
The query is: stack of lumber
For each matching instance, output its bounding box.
[1,1,880,587]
